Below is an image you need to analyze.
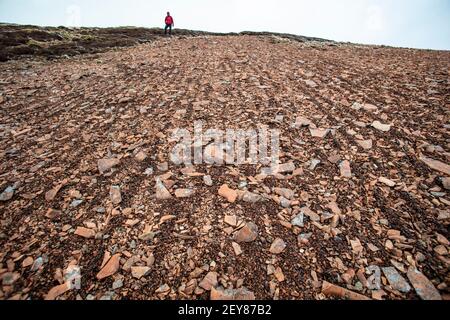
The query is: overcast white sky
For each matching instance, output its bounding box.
[0,0,449,50]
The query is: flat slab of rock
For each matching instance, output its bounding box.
[372,121,391,132]
[269,238,287,254]
[305,79,317,87]
[357,139,373,150]
[242,191,263,203]
[199,272,218,291]
[322,281,370,300]
[155,178,172,200]
[310,128,330,138]
[266,162,296,175]
[224,215,238,227]
[234,222,259,243]
[96,254,121,280]
[278,162,296,173]
[218,184,237,203]
[339,160,352,178]
[131,266,151,279]
[382,267,411,293]
[175,188,194,198]
[326,202,340,215]
[74,227,95,239]
[45,181,66,202]
[98,158,120,174]
[45,283,70,300]
[442,177,450,190]
[279,196,291,208]
[110,186,122,205]
[203,175,213,186]
[407,267,441,300]
[379,177,396,187]
[273,187,294,200]
[351,102,362,110]
[301,206,320,222]
[420,155,450,176]
[135,151,147,161]
[363,103,378,112]
[350,239,363,254]
[294,116,312,127]
[291,212,304,227]
[231,242,242,255]
[0,186,14,201]
[211,286,255,300]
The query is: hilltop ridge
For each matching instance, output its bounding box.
[0,23,335,62]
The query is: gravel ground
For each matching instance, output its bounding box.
[0,34,449,300]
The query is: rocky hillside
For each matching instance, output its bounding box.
[0,25,449,300]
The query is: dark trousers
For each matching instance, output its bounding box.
[165,24,172,35]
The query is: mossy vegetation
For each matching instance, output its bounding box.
[0,23,331,62]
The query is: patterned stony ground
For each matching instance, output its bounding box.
[0,35,449,300]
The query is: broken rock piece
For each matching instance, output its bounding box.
[234,222,259,243]
[135,151,147,162]
[203,175,213,186]
[199,272,218,291]
[155,178,172,200]
[339,160,352,178]
[305,79,317,87]
[218,184,237,203]
[98,158,120,174]
[273,187,295,200]
[301,206,320,222]
[357,139,373,150]
[350,238,363,254]
[242,191,263,203]
[45,181,66,202]
[269,238,287,254]
[420,155,450,176]
[175,188,194,198]
[0,186,15,201]
[310,128,330,138]
[232,242,242,256]
[74,227,95,239]
[224,215,238,227]
[379,177,396,187]
[382,267,411,293]
[371,121,391,132]
[210,286,255,300]
[45,283,70,300]
[110,186,122,205]
[294,116,312,127]
[291,212,304,227]
[407,267,441,300]
[131,266,151,279]
[322,281,370,300]
[96,254,121,280]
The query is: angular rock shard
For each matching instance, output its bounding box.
[96,254,121,280]
[407,267,441,300]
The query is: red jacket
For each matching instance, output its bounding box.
[165,16,173,25]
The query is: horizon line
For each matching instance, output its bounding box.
[1,21,449,52]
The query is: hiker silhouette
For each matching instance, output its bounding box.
[165,12,174,35]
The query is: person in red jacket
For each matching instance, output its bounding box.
[165,12,174,35]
